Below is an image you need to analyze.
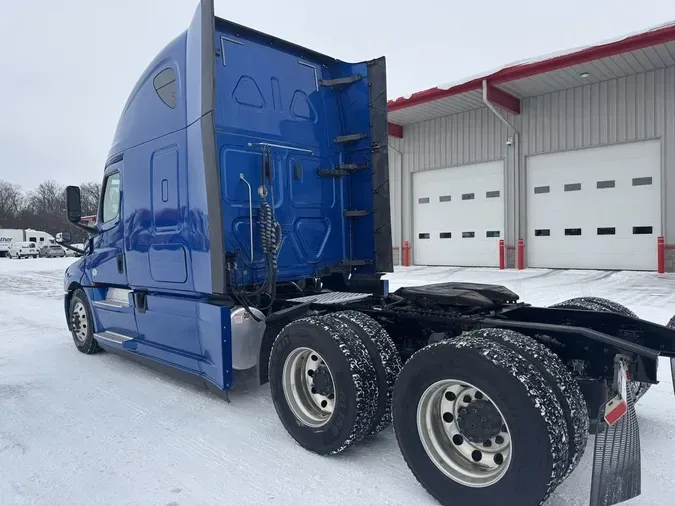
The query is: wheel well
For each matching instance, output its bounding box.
[64,283,82,331]
[257,321,286,385]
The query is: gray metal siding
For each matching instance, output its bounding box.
[520,66,675,241]
[391,65,675,267]
[390,106,520,256]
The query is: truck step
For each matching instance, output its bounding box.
[92,288,132,309]
[317,163,369,178]
[94,331,134,345]
[344,209,369,218]
[336,259,372,267]
[319,74,362,87]
[334,132,367,144]
[288,292,370,305]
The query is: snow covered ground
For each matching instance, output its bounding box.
[1,258,675,506]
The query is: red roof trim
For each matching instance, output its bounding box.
[486,84,521,115]
[388,122,403,138]
[388,23,675,112]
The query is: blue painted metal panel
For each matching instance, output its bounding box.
[124,130,194,292]
[185,120,213,294]
[333,61,378,276]
[185,0,209,126]
[151,147,180,231]
[93,303,139,337]
[134,294,201,372]
[108,35,187,161]
[212,20,381,286]
[149,245,188,283]
[197,302,232,390]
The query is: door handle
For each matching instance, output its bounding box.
[116,253,124,274]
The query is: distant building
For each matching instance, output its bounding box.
[387,22,675,271]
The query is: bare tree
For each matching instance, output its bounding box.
[80,182,102,216]
[0,180,23,227]
[1,180,101,243]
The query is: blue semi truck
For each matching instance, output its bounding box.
[57,2,675,505]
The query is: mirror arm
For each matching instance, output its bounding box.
[79,223,99,235]
[60,243,86,255]
[68,221,99,235]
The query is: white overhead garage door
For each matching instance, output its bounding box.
[526,140,661,270]
[413,160,504,267]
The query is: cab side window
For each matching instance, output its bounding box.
[101,172,121,223]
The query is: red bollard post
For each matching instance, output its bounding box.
[498,239,505,270]
[658,236,665,274]
[403,240,410,267]
[517,238,525,270]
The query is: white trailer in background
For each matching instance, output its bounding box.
[0,229,56,257]
[0,229,25,257]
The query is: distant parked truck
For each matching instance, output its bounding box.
[0,229,25,257]
[0,228,55,257]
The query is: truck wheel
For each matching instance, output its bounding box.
[393,331,568,506]
[68,289,102,354]
[486,328,588,480]
[268,315,378,455]
[327,310,402,437]
[549,296,651,402]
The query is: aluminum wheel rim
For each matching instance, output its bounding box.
[72,301,88,342]
[417,379,512,488]
[282,347,336,428]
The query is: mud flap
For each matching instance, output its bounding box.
[589,357,641,506]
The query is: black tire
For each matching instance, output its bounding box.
[486,328,589,480]
[327,310,402,437]
[68,288,102,354]
[268,315,378,455]
[549,296,651,402]
[393,331,569,506]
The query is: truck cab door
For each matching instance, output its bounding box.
[87,163,138,340]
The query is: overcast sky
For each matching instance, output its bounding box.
[2,0,675,190]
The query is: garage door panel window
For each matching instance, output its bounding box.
[597,180,616,189]
[632,177,653,186]
[534,186,550,194]
[486,230,500,238]
[462,193,475,200]
[418,233,430,239]
[462,231,475,238]
[418,197,430,204]
[439,195,451,202]
[535,229,551,237]
[564,183,582,192]
[633,226,653,235]
[486,190,500,198]
[597,227,616,235]
[565,228,582,236]
[440,232,452,239]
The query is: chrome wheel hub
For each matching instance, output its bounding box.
[282,347,336,428]
[417,379,512,488]
[72,301,88,342]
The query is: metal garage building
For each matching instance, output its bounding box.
[386,22,675,271]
